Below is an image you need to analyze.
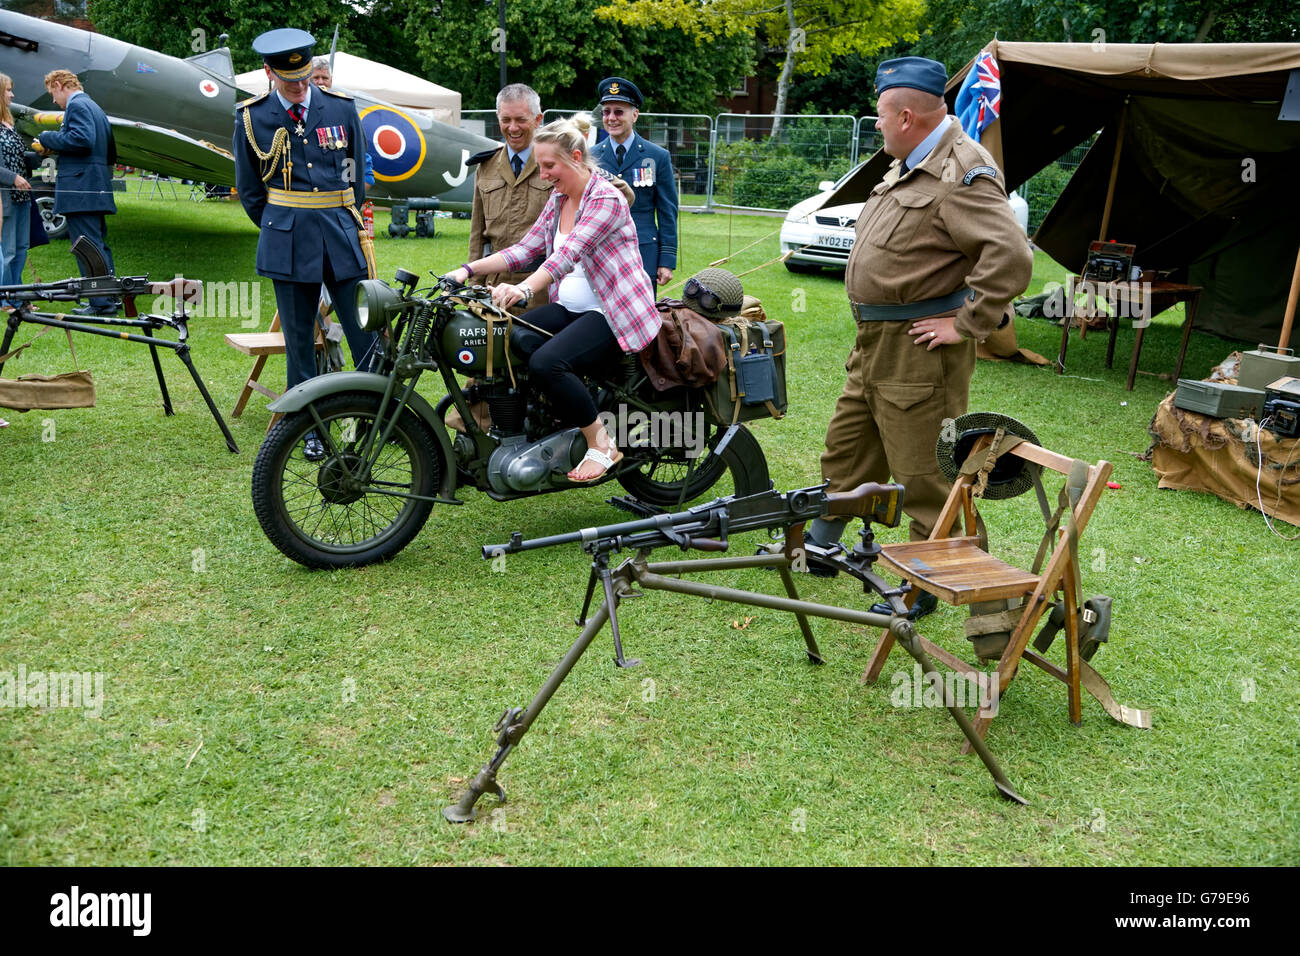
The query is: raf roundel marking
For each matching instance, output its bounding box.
[199,79,220,98]
[359,105,427,183]
[456,349,475,366]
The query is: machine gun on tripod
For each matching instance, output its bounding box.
[444,481,1027,824]
[0,237,238,452]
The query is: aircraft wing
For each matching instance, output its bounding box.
[108,118,235,185]
[14,105,236,186]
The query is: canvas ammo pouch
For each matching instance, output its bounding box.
[704,316,788,425]
[0,329,97,411]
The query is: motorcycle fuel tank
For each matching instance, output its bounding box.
[442,312,512,377]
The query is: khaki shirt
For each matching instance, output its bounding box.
[845,120,1033,341]
[468,146,552,287]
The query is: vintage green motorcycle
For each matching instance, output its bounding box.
[250,272,771,569]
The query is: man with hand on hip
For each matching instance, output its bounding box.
[805,56,1032,615]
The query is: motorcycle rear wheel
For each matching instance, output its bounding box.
[616,419,769,508]
[252,392,441,569]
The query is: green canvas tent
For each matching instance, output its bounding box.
[831,41,1300,347]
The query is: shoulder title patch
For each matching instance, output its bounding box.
[962,165,998,185]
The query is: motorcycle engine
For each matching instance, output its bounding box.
[487,429,585,493]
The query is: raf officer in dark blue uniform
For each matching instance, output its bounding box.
[233,29,377,460]
[33,69,118,315]
[590,77,678,294]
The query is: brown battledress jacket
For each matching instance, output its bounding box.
[468,146,552,292]
[823,119,1033,539]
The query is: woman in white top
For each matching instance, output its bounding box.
[449,114,658,482]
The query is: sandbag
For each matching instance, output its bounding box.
[1148,391,1300,527]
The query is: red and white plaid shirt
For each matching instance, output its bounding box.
[499,172,661,353]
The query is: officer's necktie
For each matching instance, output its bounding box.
[511,154,523,178]
[615,144,626,168]
[288,104,305,127]
[899,160,910,176]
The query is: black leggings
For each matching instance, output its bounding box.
[527,303,623,426]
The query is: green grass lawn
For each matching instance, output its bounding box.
[1,186,1295,865]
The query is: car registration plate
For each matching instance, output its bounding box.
[816,234,854,250]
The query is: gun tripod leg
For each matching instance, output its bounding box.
[174,342,240,454]
[141,327,174,417]
[576,564,599,625]
[603,567,639,667]
[444,601,613,823]
[893,620,1028,805]
[0,313,20,376]
[776,565,823,664]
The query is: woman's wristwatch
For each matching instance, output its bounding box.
[516,284,534,305]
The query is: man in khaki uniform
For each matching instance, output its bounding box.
[466,84,550,309]
[807,56,1032,611]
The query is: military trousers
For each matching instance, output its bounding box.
[272,255,378,391]
[819,316,975,541]
[65,213,116,308]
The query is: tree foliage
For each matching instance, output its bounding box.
[85,0,419,75]
[396,0,754,114]
[598,0,923,75]
[598,0,923,134]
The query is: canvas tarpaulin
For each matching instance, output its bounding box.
[829,41,1300,348]
[1148,392,1300,527]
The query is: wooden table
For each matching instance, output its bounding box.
[1057,278,1204,390]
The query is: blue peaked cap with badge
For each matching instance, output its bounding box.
[598,77,643,110]
[875,56,947,97]
[253,28,315,82]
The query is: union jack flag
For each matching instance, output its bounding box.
[955,52,1001,141]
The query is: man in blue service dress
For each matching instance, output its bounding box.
[233,28,378,461]
[591,77,677,294]
[32,69,119,316]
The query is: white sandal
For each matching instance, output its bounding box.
[569,445,623,483]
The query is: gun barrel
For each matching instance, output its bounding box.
[482,508,708,558]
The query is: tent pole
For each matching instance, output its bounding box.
[1279,243,1300,352]
[1060,100,1129,375]
[1096,99,1128,254]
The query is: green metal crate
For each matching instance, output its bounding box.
[1173,379,1266,419]
[1239,347,1300,391]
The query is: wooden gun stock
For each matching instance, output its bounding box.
[824,482,905,528]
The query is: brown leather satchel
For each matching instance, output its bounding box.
[639,301,728,391]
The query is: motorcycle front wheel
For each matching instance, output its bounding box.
[252,392,441,569]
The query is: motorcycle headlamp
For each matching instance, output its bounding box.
[357,279,403,332]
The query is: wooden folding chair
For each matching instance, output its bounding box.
[224,300,331,433]
[862,428,1150,752]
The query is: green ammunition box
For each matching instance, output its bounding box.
[1239,347,1300,391]
[1173,379,1266,419]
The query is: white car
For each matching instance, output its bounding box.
[780,164,1029,273]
